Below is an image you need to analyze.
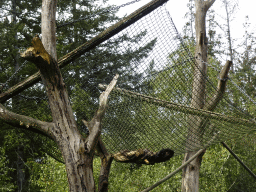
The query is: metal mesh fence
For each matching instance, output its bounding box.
[4,3,256,156]
[97,4,256,155]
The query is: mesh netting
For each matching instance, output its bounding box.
[96,4,256,155]
[6,3,256,156]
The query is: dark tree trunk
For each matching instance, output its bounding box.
[16,145,25,192]
[11,0,26,191]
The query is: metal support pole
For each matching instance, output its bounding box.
[221,142,256,180]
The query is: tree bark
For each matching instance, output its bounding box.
[19,0,118,190]
[40,2,93,188]
[82,119,114,192]
[182,1,216,192]
[42,0,57,61]
[98,151,113,192]
[20,34,118,191]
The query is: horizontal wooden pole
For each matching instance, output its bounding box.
[57,0,169,68]
[0,0,168,103]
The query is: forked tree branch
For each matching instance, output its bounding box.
[82,119,113,192]
[82,74,119,192]
[85,74,119,154]
[82,119,109,156]
[196,60,232,141]
[204,0,216,11]
[204,60,232,111]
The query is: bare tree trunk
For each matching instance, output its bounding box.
[21,33,117,192]
[182,1,216,192]
[21,0,118,191]
[82,119,114,192]
[40,2,96,191]
[41,0,57,61]
[223,0,234,71]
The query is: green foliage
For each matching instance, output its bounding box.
[200,144,232,191]
[0,126,62,191]
[224,136,256,191]
[92,142,255,192]
[199,139,256,192]
[27,155,68,192]
[0,5,52,191]
[93,155,183,192]
[0,147,15,192]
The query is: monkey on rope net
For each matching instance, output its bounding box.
[113,148,174,165]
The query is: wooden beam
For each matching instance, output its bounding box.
[0,0,168,103]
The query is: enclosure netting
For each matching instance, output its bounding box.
[7,3,256,156]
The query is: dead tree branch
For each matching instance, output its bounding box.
[204,0,216,11]
[204,60,232,111]
[0,103,54,138]
[86,74,119,154]
[82,74,119,192]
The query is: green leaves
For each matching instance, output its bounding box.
[93,155,183,192]
[28,155,68,191]
[0,147,15,192]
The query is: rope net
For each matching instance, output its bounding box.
[5,3,256,156]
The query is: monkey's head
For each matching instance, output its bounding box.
[155,148,174,162]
